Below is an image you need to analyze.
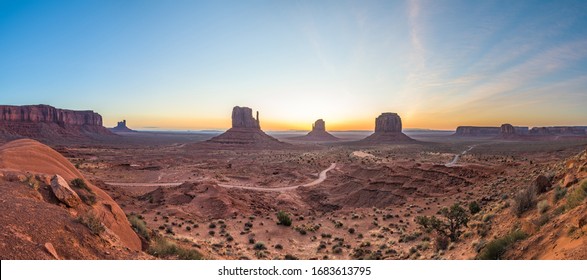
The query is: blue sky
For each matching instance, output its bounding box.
[1,0,586,130]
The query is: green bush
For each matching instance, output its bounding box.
[128,214,150,241]
[147,237,203,260]
[77,213,105,235]
[416,203,469,242]
[253,242,266,250]
[476,230,527,260]
[276,211,292,226]
[70,178,91,191]
[469,201,481,215]
[565,182,587,210]
[553,186,567,202]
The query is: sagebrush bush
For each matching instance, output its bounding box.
[147,236,203,260]
[469,201,481,215]
[77,213,105,235]
[276,211,292,226]
[476,230,527,260]
[565,182,587,210]
[537,200,550,214]
[128,214,150,241]
[513,185,536,217]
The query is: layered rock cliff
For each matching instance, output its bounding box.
[0,105,113,140]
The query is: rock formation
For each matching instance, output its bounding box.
[290,119,339,142]
[500,124,516,135]
[206,106,289,148]
[50,175,82,208]
[375,113,402,133]
[232,106,260,129]
[0,104,113,140]
[455,125,529,137]
[0,139,141,252]
[529,126,587,136]
[359,113,415,143]
[110,120,136,133]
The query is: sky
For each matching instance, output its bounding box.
[1,0,586,131]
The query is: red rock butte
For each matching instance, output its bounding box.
[359,112,415,143]
[0,104,113,140]
[290,119,339,142]
[206,106,289,148]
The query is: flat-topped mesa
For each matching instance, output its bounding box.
[231,106,260,129]
[0,104,103,126]
[530,126,587,136]
[375,113,402,133]
[359,112,415,143]
[0,104,113,140]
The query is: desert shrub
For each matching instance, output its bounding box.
[284,254,298,260]
[348,228,356,234]
[537,200,550,214]
[435,235,449,251]
[276,211,292,226]
[209,222,217,229]
[416,203,469,242]
[128,214,150,241]
[147,236,203,260]
[70,178,91,191]
[275,244,283,250]
[469,201,481,215]
[23,175,41,190]
[77,213,105,235]
[534,213,550,227]
[253,242,266,250]
[553,186,567,202]
[565,182,587,210]
[71,178,97,205]
[476,230,527,260]
[513,185,536,217]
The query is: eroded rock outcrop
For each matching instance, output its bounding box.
[529,126,587,136]
[206,106,289,148]
[232,106,260,129]
[290,119,339,142]
[0,104,113,140]
[359,113,415,143]
[110,120,136,133]
[50,175,82,208]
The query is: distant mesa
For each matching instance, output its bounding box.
[358,113,415,143]
[0,104,113,141]
[206,106,289,148]
[110,120,136,133]
[529,126,587,136]
[500,123,516,138]
[289,119,339,142]
[454,125,528,137]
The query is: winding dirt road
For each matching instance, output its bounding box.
[445,146,475,167]
[106,163,337,192]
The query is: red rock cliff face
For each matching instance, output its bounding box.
[0,105,113,140]
[0,105,103,126]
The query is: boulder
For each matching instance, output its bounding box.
[44,242,60,260]
[50,175,81,207]
[533,175,551,193]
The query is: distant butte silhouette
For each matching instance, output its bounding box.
[290,119,339,142]
[110,120,136,133]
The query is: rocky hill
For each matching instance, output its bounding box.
[0,139,141,259]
